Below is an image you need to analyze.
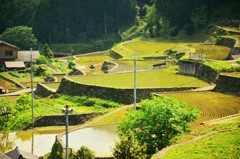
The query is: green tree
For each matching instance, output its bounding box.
[118,96,200,155]
[112,131,147,159]
[48,138,63,159]
[42,44,54,58]
[68,60,76,69]
[0,98,13,130]
[70,146,95,159]
[191,5,208,28]
[36,55,48,64]
[0,26,38,49]
[16,94,31,111]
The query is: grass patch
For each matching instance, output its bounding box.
[69,70,210,88]
[162,129,240,159]
[203,60,240,72]
[89,108,129,126]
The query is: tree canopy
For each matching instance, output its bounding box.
[0,26,38,50]
[118,96,200,155]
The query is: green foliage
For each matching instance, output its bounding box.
[33,0,136,43]
[64,96,120,108]
[118,96,200,155]
[43,44,54,58]
[204,60,240,72]
[9,71,21,78]
[16,94,31,111]
[112,130,148,159]
[0,0,38,33]
[190,5,208,28]
[36,55,48,64]
[0,98,14,131]
[68,61,76,69]
[70,146,95,159]
[48,138,63,159]
[0,26,38,49]
[34,65,51,76]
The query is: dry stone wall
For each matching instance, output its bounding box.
[57,77,198,104]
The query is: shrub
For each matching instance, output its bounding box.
[16,94,31,111]
[70,146,95,159]
[36,55,48,64]
[48,138,63,159]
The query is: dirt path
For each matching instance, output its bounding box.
[0,88,36,96]
[155,128,239,159]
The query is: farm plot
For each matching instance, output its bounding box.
[42,82,60,90]
[192,45,231,60]
[161,91,240,122]
[0,78,19,91]
[112,39,193,58]
[69,70,210,88]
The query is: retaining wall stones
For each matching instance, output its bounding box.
[214,74,240,95]
[35,82,56,97]
[23,113,100,130]
[57,77,198,104]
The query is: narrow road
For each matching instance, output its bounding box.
[0,88,36,96]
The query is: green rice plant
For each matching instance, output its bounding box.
[69,70,210,88]
[75,54,113,66]
[9,71,21,78]
[161,129,240,159]
[204,60,240,72]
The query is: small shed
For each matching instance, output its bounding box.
[5,61,25,69]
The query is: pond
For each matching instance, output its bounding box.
[0,124,119,157]
[62,124,119,157]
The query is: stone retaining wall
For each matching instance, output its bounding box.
[214,74,240,95]
[57,77,198,104]
[23,113,100,130]
[35,82,56,97]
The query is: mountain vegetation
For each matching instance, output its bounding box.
[0,0,239,47]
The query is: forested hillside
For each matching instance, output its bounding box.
[0,0,239,46]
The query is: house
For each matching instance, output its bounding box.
[18,50,40,67]
[0,41,40,69]
[5,146,38,159]
[0,41,20,69]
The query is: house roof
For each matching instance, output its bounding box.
[5,61,25,68]
[0,41,20,50]
[18,51,40,62]
[0,152,11,159]
[5,146,38,159]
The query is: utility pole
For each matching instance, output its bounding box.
[30,48,34,129]
[61,105,73,159]
[134,50,137,110]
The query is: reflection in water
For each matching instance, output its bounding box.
[0,130,58,156]
[62,124,119,157]
[0,133,14,153]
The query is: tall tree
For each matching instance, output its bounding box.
[118,96,200,155]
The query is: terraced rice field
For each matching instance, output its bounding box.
[0,78,18,90]
[112,39,192,58]
[69,70,210,88]
[75,54,113,66]
[42,82,60,90]
[161,91,240,122]
[192,45,231,60]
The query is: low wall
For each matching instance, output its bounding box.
[216,37,236,47]
[35,82,56,97]
[23,113,100,130]
[101,60,118,73]
[214,74,240,95]
[57,77,198,104]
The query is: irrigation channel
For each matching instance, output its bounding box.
[0,124,119,157]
